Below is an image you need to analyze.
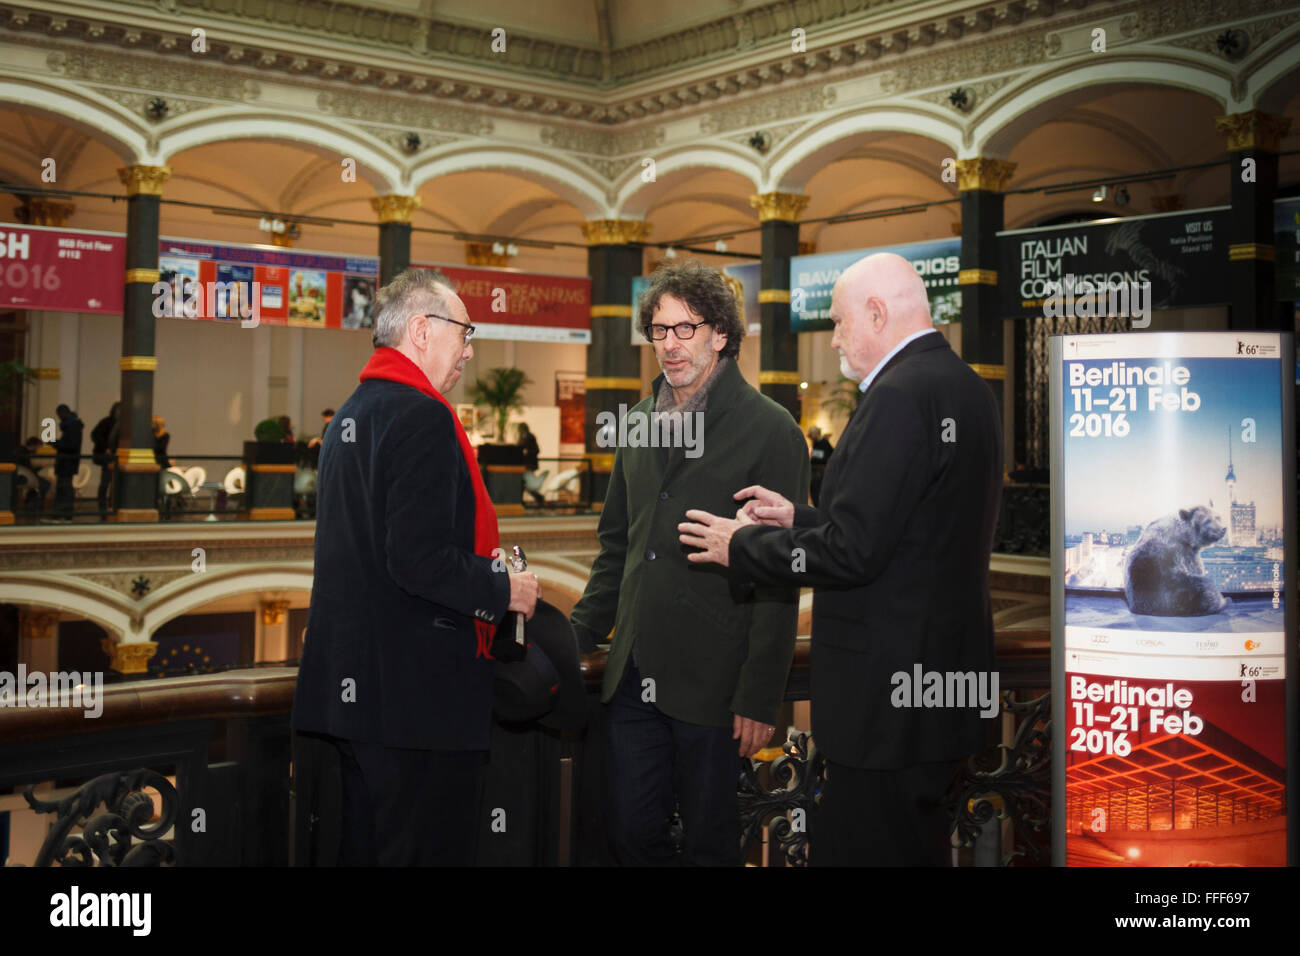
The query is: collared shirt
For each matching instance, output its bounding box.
[857,328,940,394]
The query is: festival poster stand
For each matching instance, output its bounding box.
[1050,330,1296,867]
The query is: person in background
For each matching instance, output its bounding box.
[516,422,544,505]
[306,409,335,469]
[808,426,834,507]
[16,436,51,512]
[53,404,83,521]
[278,415,295,444]
[151,416,171,469]
[91,401,120,517]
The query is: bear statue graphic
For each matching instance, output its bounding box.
[1123,505,1229,616]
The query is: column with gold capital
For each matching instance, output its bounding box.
[582,219,650,508]
[372,194,422,287]
[956,158,1015,414]
[751,192,807,421]
[115,165,170,522]
[1215,110,1292,331]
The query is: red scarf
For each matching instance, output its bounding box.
[359,347,501,658]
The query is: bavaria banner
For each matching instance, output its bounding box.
[788,237,961,332]
[1050,330,1296,867]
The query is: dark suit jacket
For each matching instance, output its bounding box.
[55,413,83,477]
[569,359,809,728]
[729,332,1003,768]
[291,378,511,751]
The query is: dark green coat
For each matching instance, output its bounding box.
[569,359,809,728]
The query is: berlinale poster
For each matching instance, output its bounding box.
[1054,331,1291,866]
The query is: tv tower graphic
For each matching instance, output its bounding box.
[1224,426,1256,547]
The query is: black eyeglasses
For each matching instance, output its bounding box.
[424,313,475,343]
[644,321,709,342]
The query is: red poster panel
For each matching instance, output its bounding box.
[555,371,586,456]
[255,266,288,325]
[420,263,591,343]
[0,224,124,314]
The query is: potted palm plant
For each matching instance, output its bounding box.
[0,359,34,515]
[468,367,532,514]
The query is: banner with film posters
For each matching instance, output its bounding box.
[1051,331,1293,867]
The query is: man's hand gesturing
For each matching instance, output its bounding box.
[508,570,539,620]
[733,484,795,528]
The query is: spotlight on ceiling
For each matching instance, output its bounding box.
[664,246,677,259]
[714,239,728,253]
[799,381,808,390]
[1091,185,1107,203]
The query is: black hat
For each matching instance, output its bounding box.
[491,599,587,731]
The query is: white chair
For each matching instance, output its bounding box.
[160,470,190,517]
[224,466,246,495]
[71,462,92,490]
[523,469,549,494]
[183,466,206,492]
[293,468,317,495]
[541,468,581,502]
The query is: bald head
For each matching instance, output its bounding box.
[829,252,933,383]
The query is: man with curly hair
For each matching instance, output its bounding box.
[569,260,808,866]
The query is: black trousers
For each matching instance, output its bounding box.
[54,474,75,518]
[605,663,741,866]
[335,737,485,866]
[814,759,959,866]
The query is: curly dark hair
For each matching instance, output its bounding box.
[637,259,744,360]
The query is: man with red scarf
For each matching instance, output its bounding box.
[292,268,539,866]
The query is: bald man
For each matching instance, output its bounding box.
[678,253,1003,866]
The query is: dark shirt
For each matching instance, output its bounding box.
[55,413,84,477]
[518,433,540,471]
[810,437,834,465]
[153,431,171,468]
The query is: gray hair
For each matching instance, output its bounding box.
[372,268,455,349]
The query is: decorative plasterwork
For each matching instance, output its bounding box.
[1164,11,1300,56]
[315,89,494,137]
[80,570,192,599]
[581,219,651,245]
[371,194,422,223]
[7,0,1271,129]
[45,48,261,103]
[1214,109,1293,151]
[955,157,1016,191]
[700,85,838,135]
[117,164,171,195]
[750,192,810,222]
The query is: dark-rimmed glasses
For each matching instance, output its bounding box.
[644,321,709,342]
[425,313,476,344]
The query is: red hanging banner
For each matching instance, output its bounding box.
[0,224,124,314]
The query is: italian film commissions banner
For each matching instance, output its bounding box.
[1051,331,1295,867]
[1002,208,1231,317]
[788,237,961,332]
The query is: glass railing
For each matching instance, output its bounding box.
[8,452,600,522]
